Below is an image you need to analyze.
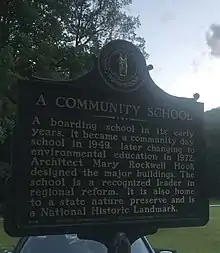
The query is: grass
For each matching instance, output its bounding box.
[0,220,19,250]
[0,205,219,252]
[209,199,220,205]
[148,207,220,253]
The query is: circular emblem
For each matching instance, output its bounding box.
[98,40,147,92]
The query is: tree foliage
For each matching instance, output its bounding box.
[0,0,147,149]
[205,108,220,197]
[0,0,147,80]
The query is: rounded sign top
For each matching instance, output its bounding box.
[98,40,147,92]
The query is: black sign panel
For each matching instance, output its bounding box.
[4,40,208,237]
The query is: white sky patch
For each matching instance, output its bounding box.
[170,56,220,110]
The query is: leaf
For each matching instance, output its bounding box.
[0,46,14,70]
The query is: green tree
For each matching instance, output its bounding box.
[0,162,10,213]
[205,108,220,198]
[0,0,147,153]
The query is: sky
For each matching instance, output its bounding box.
[130,0,220,111]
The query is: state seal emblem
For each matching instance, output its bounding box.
[98,40,147,92]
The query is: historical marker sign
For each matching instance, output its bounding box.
[4,40,208,237]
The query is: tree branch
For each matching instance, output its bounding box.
[75,4,83,47]
[77,1,106,43]
[80,26,107,46]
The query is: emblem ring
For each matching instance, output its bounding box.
[98,40,146,92]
